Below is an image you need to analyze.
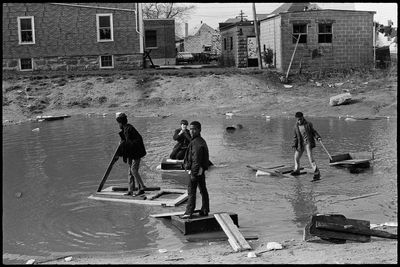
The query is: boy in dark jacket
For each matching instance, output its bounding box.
[291,112,322,181]
[181,121,210,219]
[170,119,191,160]
[116,113,147,196]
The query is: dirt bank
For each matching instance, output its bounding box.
[2,66,397,126]
[40,225,397,264]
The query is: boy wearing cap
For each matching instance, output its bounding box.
[291,112,322,181]
[181,121,210,219]
[115,113,147,196]
[170,119,191,160]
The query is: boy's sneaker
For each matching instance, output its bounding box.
[312,173,321,181]
[180,214,192,219]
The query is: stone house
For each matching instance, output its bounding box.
[258,2,376,73]
[2,3,176,71]
[219,20,258,68]
[183,23,221,56]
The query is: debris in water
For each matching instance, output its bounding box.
[32,128,40,132]
[64,256,72,262]
[266,242,283,250]
[16,192,22,198]
[247,252,257,258]
[26,259,35,264]
[158,249,168,253]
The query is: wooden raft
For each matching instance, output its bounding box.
[329,151,374,168]
[170,212,238,235]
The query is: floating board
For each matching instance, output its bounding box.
[329,151,373,168]
[36,114,71,121]
[111,186,160,192]
[248,164,306,177]
[157,157,213,173]
[88,186,187,206]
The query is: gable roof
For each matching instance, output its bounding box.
[271,2,321,14]
[188,23,217,36]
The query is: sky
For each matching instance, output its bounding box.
[184,2,398,32]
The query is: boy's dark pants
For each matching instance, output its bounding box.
[185,173,209,215]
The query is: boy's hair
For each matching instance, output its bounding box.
[295,112,304,118]
[116,113,128,124]
[180,119,188,125]
[190,121,201,130]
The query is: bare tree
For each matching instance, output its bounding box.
[142,3,196,23]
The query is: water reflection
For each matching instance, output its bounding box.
[2,115,397,264]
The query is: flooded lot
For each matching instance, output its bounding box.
[2,114,397,264]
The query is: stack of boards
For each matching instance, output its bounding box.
[247,164,308,177]
[156,158,186,173]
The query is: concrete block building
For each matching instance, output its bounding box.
[219,20,257,68]
[259,3,376,73]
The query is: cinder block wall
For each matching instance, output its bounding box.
[259,16,281,69]
[279,10,374,73]
[143,19,176,65]
[237,25,256,68]
[3,3,143,71]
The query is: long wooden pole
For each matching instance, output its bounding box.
[285,33,301,80]
[97,145,120,192]
[252,3,263,69]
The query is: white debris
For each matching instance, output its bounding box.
[335,82,344,87]
[344,117,357,121]
[26,259,35,264]
[115,112,122,118]
[64,256,73,262]
[283,84,293,88]
[247,252,257,258]
[32,128,40,132]
[158,249,168,253]
[329,93,352,106]
[315,82,322,87]
[266,242,283,251]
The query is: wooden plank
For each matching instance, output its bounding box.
[150,209,201,218]
[246,164,285,171]
[186,232,258,242]
[170,192,189,206]
[330,153,351,163]
[97,145,119,192]
[111,186,160,192]
[329,159,371,166]
[214,213,252,252]
[349,151,374,160]
[316,221,397,239]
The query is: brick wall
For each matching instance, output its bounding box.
[143,19,176,65]
[278,10,374,73]
[3,3,142,71]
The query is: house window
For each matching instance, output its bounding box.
[318,23,332,43]
[96,14,113,42]
[230,37,233,50]
[20,58,33,71]
[224,38,227,50]
[100,55,114,68]
[204,46,211,52]
[18,16,35,44]
[292,24,307,43]
[145,30,157,48]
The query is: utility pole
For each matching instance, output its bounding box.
[252,3,263,69]
[236,10,247,22]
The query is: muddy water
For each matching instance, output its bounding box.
[2,114,397,264]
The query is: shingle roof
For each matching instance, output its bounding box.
[271,2,321,14]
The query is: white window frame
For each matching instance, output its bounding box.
[18,16,35,45]
[99,55,114,69]
[96,13,114,42]
[19,58,33,71]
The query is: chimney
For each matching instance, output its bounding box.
[185,23,188,37]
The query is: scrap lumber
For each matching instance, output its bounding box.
[214,213,252,252]
[150,209,201,219]
[315,221,397,239]
[304,214,372,243]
